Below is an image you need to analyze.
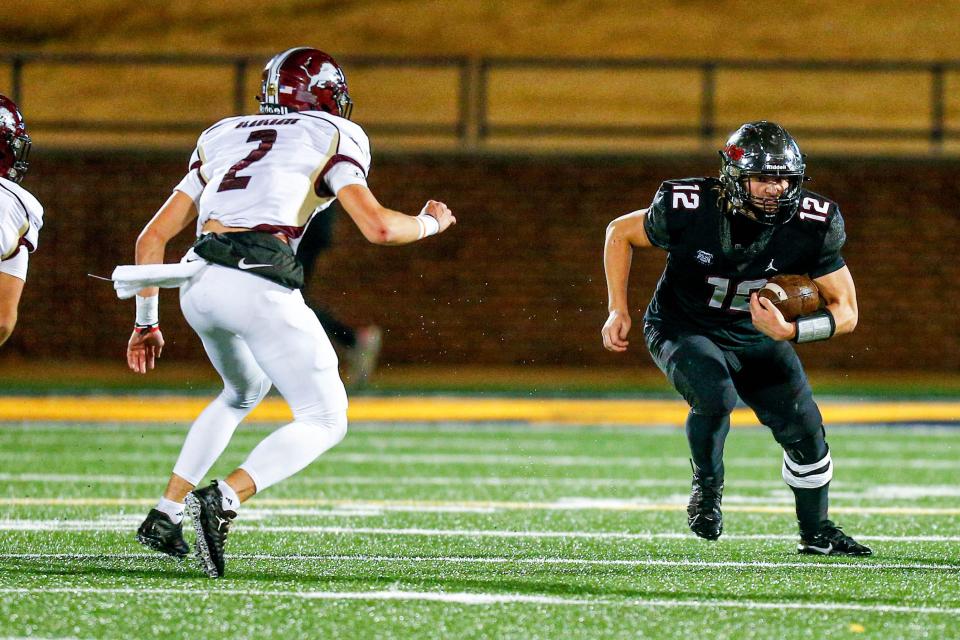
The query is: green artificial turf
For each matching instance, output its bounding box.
[0,421,958,639]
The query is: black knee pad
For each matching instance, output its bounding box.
[765,395,823,445]
[783,428,828,465]
[674,369,738,417]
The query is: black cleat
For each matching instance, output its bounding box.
[687,468,724,541]
[136,509,189,558]
[185,481,236,578]
[798,521,873,556]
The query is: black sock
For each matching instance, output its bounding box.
[685,412,730,481]
[792,483,829,537]
[783,431,831,537]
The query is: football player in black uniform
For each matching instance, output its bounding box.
[601,121,871,556]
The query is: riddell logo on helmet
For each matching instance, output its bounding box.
[724,144,745,161]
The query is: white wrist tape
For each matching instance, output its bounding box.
[794,309,835,343]
[135,295,159,327]
[416,213,440,239]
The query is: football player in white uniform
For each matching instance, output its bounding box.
[0,95,41,347]
[127,47,456,577]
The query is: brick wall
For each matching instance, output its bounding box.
[7,150,959,371]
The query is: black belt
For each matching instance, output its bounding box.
[191,231,304,290]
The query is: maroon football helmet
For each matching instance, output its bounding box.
[257,47,353,119]
[0,95,30,183]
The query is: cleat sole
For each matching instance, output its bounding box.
[798,544,873,557]
[185,493,222,578]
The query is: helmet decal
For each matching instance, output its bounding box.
[723,144,745,162]
[300,58,345,90]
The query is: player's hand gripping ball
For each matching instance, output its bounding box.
[757,274,819,321]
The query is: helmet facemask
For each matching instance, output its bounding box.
[0,131,30,184]
[737,172,803,225]
[0,96,30,184]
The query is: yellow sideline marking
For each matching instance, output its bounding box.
[1,496,959,516]
[0,396,957,425]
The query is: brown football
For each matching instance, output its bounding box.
[757,274,820,321]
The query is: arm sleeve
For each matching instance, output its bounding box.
[173,146,206,203]
[0,247,28,281]
[809,209,847,278]
[642,183,674,250]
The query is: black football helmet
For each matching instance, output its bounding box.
[719,121,806,225]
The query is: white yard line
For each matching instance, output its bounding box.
[0,450,958,470]
[1,552,957,572]
[2,520,959,543]
[0,586,956,615]
[3,496,960,515]
[0,472,743,488]
[5,473,960,500]
[0,637,82,640]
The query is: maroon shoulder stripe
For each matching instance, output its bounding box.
[314,154,366,197]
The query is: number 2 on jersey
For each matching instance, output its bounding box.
[217,129,278,192]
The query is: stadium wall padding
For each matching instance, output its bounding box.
[10,150,959,371]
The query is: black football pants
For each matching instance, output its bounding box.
[644,324,827,473]
[645,323,830,534]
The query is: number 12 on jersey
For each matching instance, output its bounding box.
[707,277,766,312]
[672,184,700,210]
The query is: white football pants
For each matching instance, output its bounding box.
[171,264,348,493]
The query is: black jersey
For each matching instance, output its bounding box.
[642,177,846,349]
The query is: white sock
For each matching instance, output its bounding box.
[218,480,241,513]
[156,497,185,524]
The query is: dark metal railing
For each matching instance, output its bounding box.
[2,52,958,152]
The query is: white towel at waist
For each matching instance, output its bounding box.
[111,260,207,299]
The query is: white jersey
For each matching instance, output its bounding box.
[0,177,43,281]
[174,111,370,249]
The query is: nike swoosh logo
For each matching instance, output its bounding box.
[237,258,273,270]
[806,543,833,554]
